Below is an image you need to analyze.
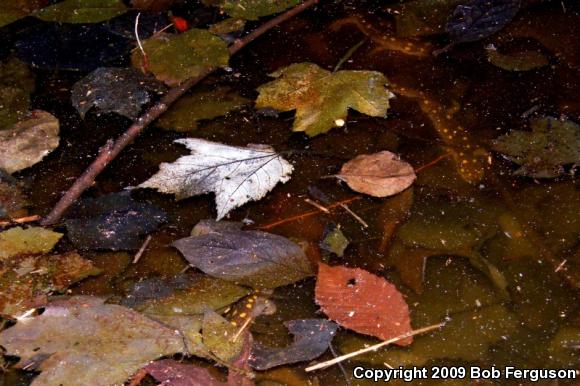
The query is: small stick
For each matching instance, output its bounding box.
[132,235,152,264]
[41,0,319,227]
[304,198,330,213]
[305,322,444,372]
[0,215,41,227]
[339,203,368,228]
[555,259,567,273]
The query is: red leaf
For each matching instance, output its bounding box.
[315,263,413,345]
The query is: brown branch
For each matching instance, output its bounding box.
[41,0,319,226]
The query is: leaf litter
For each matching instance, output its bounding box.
[0,296,187,386]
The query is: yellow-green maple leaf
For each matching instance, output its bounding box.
[255,62,394,136]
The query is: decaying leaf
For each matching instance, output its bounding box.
[315,263,413,345]
[0,172,28,219]
[202,0,300,20]
[156,87,249,132]
[0,110,59,174]
[173,228,314,289]
[255,62,393,136]
[0,252,101,316]
[492,116,580,178]
[123,273,250,317]
[446,0,520,44]
[33,0,127,23]
[139,139,293,220]
[0,226,62,260]
[209,18,246,36]
[486,45,549,71]
[141,360,226,386]
[0,296,186,386]
[0,57,35,129]
[132,29,229,86]
[202,310,245,362]
[395,0,464,38]
[0,1,42,27]
[249,319,338,370]
[336,151,416,197]
[64,192,167,250]
[142,335,254,386]
[319,223,349,257]
[71,67,166,120]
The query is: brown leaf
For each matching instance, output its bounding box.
[315,263,413,345]
[336,151,416,197]
[0,296,186,385]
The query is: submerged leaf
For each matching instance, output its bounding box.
[0,58,35,129]
[156,87,249,132]
[0,110,58,174]
[446,0,520,43]
[0,252,101,316]
[315,263,413,345]
[132,29,229,86]
[173,228,314,289]
[250,319,338,370]
[0,296,186,386]
[492,116,580,178]
[71,67,166,120]
[139,139,293,220]
[203,310,245,362]
[256,62,393,136]
[142,360,226,386]
[319,224,349,257]
[486,45,549,71]
[64,192,167,250]
[395,0,464,38]
[0,226,62,260]
[336,151,416,197]
[34,0,127,23]
[202,0,300,20]
[123,273,250,316]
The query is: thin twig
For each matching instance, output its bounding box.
[0,215,41,227]
[132,235,152,264]
[339,203,368,228]
[305,322,444,372]
[41,0,319,226]
[304,198,330,213]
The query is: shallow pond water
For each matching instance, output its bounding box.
[0,0,578,385]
